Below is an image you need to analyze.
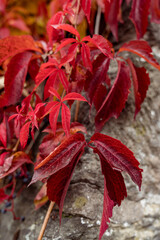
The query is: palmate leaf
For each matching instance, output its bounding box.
[95,61,131,132]
[89,133,142,240]
[129,0,150,39]
[0,51,32,108]
[118,40,160,70]
[30,133,86,221]
[0,151,32,179]
[104,0,123,41]
[85,53,110,105]
[127,58,150,118]
[81,0,91,23]
[0,35,41,64]
[150,0,160,24]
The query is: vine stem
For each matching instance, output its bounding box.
[94,5,101,35]
[38,201,55,240]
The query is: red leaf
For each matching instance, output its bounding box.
[0,0,6,13]
[49,103,61,135]
[0,51,32,108]
[58,69,69,91]
[44,71,59,100]
[0,115,7,147]
[93,84,108,111]
[89,132,143,239]
[47,11,64,45]
[129,0,150,39]
[90,133,143,189]
[0,35,40,64]
[0,189,9,203]
[8,19,30,32]
[52,24,80,41]
[61,103,71,137]
[150,0,160,23]
[127,58,150,118]
[46,134,86,221]
[118,40,160,70]
[19,121,31,149]
[56,38,77,52]
[0,28,10,39]
[59,43,79,66]
[34,183,48,210]
[82,35,113,58]
[31,133,86,183]
[104,0,123,41]
[81,0,91,23]
[98,181,114,240]
[35,66,56,86]
[0,151,32,179]
[95,61,131,131]
[49,87,61,100]
[81,42,92,72]
[62,93,87,102]
[84,54,110,105]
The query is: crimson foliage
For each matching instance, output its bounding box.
[0,0,160,239]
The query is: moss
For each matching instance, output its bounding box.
[74,196,87,209]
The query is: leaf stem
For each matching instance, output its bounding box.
[38,201,55,240]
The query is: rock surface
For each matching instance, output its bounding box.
[0,15,160,240]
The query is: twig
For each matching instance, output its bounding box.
[94,6,101,35]
[38,201,55,240]
[74,100,80,121]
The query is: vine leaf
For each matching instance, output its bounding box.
[129,0,150,39]
[127,58,150,118]
[0,151,32,179]
[30,133,86,221]
[89,132,143,240]
[118,40,160,70]
[95,61,131,132]
[0,35,40,64]
[0,51,32,108]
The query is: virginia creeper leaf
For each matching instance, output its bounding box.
[30,133,86,184]
[81,42,92,72]
[0,151,32,179]
[81,0,91,23]
[85,54,110,105]
[49,104,61,135]
[104,0,123,41]
[95,61,131,131]
[47,11,64,45]
[118,40,160,70]
[98,180,114,240]
[52,24,80,40]
[61,103,71,137]
[127,58,150,118]
[150,0,160,23]
[0,115,7,147]
[19,121,31,149]
[62,93,87,102]
[0,51,32,108]
[46,133,86,222]
[129,0,150,39]
[0,35,40,64]
[90,133,143,189]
